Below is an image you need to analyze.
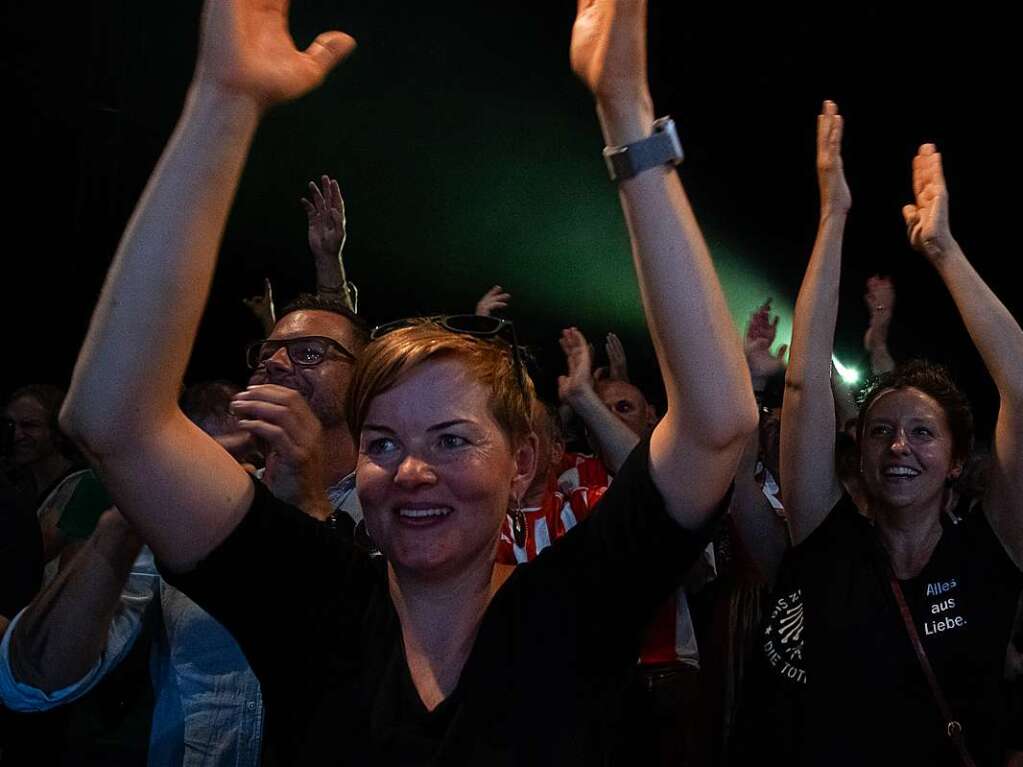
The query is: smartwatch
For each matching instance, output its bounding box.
[603,117,684,182]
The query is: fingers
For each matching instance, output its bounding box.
[912,144,944,198]
[817,100,843,155]
[902,203,919,231]
[330,178,344,215]
[606,332,624,354]
[561,326,588,351]
[746,299,777,340]
[234,384,313,409]
[301,197,316,219]
[559,328,592,377]
[304,31,357,78]
[235,418,302,460]
[231,394,320,464]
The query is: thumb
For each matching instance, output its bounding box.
[901,203,919,228]
[304,31,357,75]
[775,343,788,360]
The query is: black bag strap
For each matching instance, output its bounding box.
[887,571,977,767]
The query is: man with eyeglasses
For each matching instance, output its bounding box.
[0,296,370,765]
[238,293,369,536]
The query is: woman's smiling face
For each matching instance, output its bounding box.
[357,357,534,580]
[859,386,960,514]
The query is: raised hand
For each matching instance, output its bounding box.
[605,332,630,382]
[817,100,851,215]
[242,277,276,335]
[230,384,331,520]
[557,327,595,405]
[475,285,511,317]
[863,275,895,351]
[744,299,788,388]
[571,0,651,118]
[902,144,954,261]
[302,175,347,264]
[194,0,356,110]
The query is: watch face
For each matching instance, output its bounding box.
[604,117,683,181]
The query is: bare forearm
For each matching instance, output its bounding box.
[11,517,142,693]
[780,211,847,543]
[935,243,1023,401]
[566,387,639,474]
[729,431,788,584]
[597,100,755,447]
[869,342,896,376]
[787,213,845,391]
[62,86,260,451]
[315,255,347,296]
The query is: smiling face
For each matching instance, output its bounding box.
[247,310,359,428]
[356,357,535,581]
[4,396,59,467]
[859,387,961,515]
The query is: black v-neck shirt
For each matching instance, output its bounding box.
[163,439,724,765]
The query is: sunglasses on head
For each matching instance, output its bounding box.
[370,314,528,396]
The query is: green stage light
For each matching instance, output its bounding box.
[832,355,860,385]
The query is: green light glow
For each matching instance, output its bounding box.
[832,355,861,384]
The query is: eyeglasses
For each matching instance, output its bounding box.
[245,335,357,370]
[370,314,528,396]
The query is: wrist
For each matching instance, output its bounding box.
[564,383,599,411]
[819,205,850,223]
[186,83,263,127]
[596,94,656,147]
[927,237,963,268]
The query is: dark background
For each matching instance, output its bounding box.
[1,2,1016,441]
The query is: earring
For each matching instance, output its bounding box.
[511,499,526,548]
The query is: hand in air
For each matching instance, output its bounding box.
[817,100,852,214]
[302,175,347,263]
[902,144,954,261]
[194,0,356,110]
[557,327,596,405]
[475,285,511,317]
[744,299,788,384]
[570,0,650,106]
[605,332,630,382]
[242,277,276,335]
[863,275,895,352]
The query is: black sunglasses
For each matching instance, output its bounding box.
[245,335,357,370]
[370,314,528,396]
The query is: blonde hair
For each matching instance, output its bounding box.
[346,321,535,445]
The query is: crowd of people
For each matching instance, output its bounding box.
[1,0,1021,765]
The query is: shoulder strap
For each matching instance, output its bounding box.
[887,572,977,767]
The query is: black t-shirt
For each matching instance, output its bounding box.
[163,439,723,765]
[739,497,1022,766]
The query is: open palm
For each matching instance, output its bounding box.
[195,0,356,109]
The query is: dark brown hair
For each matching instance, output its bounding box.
[856,359,974,464]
